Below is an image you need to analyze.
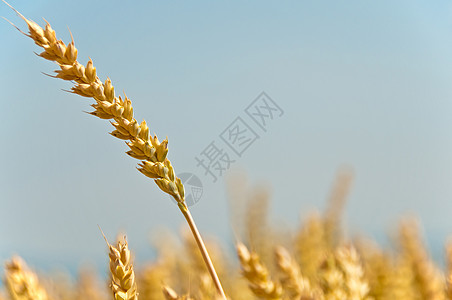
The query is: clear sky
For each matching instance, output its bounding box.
[2,0,452,272]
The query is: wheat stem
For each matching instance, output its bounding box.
[178,202,227,299]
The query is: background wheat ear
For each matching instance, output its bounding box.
[76,266,108,300]
[274,246,320,300]
[102,234,138,300]
[236,242,283,300]
[3,2,227,298]
[4,256,49,300]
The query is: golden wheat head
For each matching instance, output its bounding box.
[3,0,185,206]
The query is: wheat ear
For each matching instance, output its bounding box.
[4,256,49,300]
[102,234,138,300]
[274,246,320,300]
[398,219,446,300]
[4,2,226,298]
[236,242,283,299]
[335,246,370,300]
[294,212,327,281]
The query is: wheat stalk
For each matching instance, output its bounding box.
[4,256,49,300]
[4,2,226,298]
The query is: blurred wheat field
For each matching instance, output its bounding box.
[3,2,452,300]
[3,169,452,300]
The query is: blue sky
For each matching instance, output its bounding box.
[2,0,452,271]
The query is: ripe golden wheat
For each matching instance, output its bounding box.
[3,172,452,300]
[4,3,452,300]
[106,236,138,300]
